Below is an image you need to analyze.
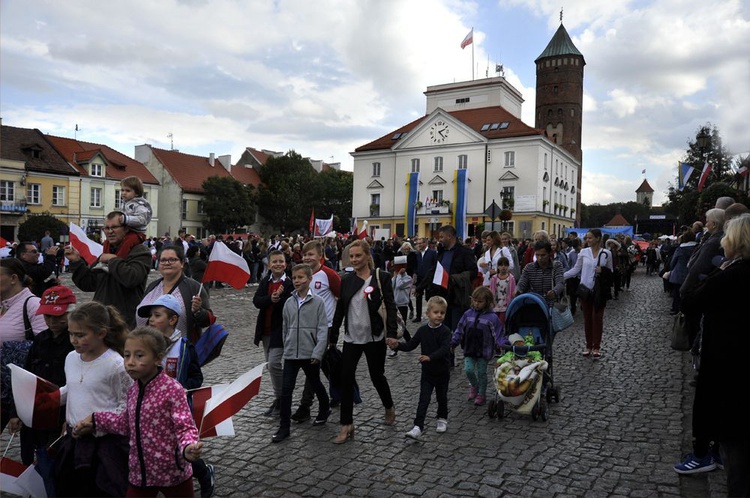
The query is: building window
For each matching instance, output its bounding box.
[434,156,443,173]
[370,194,380,216]
[458,154,468,170]
[0,180,14,201]
[544,153,548,170]
[90,163,103,177]
[504,151,515,168]
[431,190,443,203]
[372,162,381,177]
[27,184,41,204]
[115,189,122,209]
[182,200,188,220]
[52,186,66,206]
[501,186,515,209]
[198,200,205,214]
[90,188,102,208]
[411,158,420,173]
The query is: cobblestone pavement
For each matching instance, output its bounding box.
[1,268,728,497]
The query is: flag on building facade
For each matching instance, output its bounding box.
[404,172,420,237]
[199,363,265,438]
[452,169,468,241]
[737,165,749,177]
[8,364,61,430]
[202,240,251,290]
[69,222,103,264]
[191,384,235,438]
[678,162,696,191]
[461,28,473,49]
[697,162,712,192]
[358,220,368,240]
[432,261,449,289]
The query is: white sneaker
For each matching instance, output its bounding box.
[387,349,398,358]
[436,419,448,433]
[405,426,422,439]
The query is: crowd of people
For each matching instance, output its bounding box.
[1,181,749,495]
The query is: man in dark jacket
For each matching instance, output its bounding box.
[65,211,151,329]
[412,237,437,322]
[16,241,59,297]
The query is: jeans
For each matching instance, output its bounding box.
[261,336,283,398]
[339,340,393,425]
[414,371,450,430]
[279,359,329,431]
[463,357,489,395]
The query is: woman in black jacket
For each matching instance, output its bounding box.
[330,239,398,443]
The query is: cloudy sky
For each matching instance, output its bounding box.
[2,0,748,206]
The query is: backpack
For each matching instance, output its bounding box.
[194,323,228,366]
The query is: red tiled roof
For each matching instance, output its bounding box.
[355,106,543,152]
[635,179,654,193]
[149,147,233,194]
[230,164,262,187]
[244,147,272,165]
[45,135,159,184]
[0,126,78,175]
[605,214,631,226]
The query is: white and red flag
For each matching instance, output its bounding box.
[69,222,103,265]
[697,161,712,192]
[358,220,368,240]
[8,364,62,430]
[198,363,265,438]
[202,241,251,290]
[461,28,473,49]
[191,384,235,438]
[432,261,449,289]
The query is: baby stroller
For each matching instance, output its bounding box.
[487,292,561,421]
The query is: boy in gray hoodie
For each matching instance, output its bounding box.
[272,264,331,443]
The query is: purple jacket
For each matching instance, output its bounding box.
[450,308,504,360]
[95,370,199,488]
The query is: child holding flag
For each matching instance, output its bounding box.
[137,294,215,497]
[7,285,76,496]
[75,327,203,497]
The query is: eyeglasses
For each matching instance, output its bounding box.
[159,258,180,265]
[103,225,124,232]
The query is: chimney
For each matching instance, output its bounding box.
[209,153,215,167]
[218,154,232,173]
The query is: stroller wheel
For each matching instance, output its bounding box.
[541,398,549,421]
[487,399,497,418]
[545,388,553,404]
[553,386,561,403]
[531,401,540,421]
[497,401,505,419]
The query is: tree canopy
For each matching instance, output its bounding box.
[201,176,257,234]
[18,213,67,244]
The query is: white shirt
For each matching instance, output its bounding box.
[564,247,613,289]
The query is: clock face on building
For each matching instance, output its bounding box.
[429,121,449,143]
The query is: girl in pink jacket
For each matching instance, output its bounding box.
[76,327,202,497]
[489,257,516,325]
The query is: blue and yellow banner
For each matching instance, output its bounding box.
[453,169,468,240]
[405,172,420,236]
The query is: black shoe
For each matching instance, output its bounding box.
[272,428,290,443]
[312,409,331,426]
[411,318,421,323]
[263,399,279,417]
[199,464,215,498]
[330,399,340,408]
[291,407,311,423]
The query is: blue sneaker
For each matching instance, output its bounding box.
[674,453,716,474]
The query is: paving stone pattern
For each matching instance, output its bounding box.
[0,268,729,497]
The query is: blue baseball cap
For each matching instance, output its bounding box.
[137,294,182,318]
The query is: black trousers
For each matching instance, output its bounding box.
[280,359,329,430]
[413,371,450,430]
[339,340,393,425]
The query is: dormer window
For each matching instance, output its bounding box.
[91,163,103,177]
[31,150,41,159]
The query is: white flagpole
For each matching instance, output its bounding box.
[471,27,475,80]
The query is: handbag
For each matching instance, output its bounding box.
[0,297,35,406]
[551,293,574,333]
[670,312,691,351]
[375,269,405,339]
[577,283,593,301]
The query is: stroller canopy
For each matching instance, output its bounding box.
[504,293,551,340]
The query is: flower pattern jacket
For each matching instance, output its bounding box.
[95,369,199,488]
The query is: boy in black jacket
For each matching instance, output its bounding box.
[386,296,451,439]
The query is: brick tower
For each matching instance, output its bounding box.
[535,22,585,218]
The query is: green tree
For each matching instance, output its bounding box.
[201,176,257,234]
[256,151,320,234]
[316,169,353,233]
[18,212,67,244]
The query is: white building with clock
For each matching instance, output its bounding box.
[350,23,584,241]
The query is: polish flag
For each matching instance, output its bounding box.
[358,220,368,240]
[199,363,265,438]
[69,222,103,265]
[0,235,9,247]
[202,241,251,290]
[8,364,62,430]
[738,165,749,177]
[461,28,473,49]
[191,384,235,438]
[0,457,29,497]
[697,162,712,192]
[432,261,449,289]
